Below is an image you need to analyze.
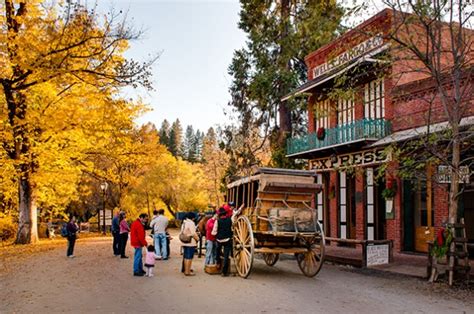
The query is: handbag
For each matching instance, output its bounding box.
[179,232,192,243]
[179,223,192,243]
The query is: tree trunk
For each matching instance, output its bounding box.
[448,129,460,223]
[15,175,38,244]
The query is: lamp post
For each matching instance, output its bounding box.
[100,181,108,235]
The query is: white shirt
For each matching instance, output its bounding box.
[150,215,169,234]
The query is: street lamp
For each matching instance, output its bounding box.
[100,181,108,235]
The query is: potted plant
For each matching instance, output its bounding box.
[431,227,453,261]
[382,178,396,200]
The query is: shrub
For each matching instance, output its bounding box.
[0,216,17,242]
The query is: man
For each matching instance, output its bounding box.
[130,213,149,276]
[111,210,121,256]
[150,209,169,260]
[212,204,244,276]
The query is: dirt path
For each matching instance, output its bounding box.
[1,231,472,313]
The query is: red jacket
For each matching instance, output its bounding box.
[130,219,147,248]
[206,217,217,241]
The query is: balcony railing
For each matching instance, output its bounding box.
[287,118,391,156]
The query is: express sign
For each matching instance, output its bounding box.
[309,148,389,171]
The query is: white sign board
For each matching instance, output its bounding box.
[437,165,470,184]
[366,244,389,266]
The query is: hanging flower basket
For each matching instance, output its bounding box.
[382,178,397,200]
[316,127,326,140]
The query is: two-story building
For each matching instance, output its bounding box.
[284,9,473,255]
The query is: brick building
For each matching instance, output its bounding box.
[284,9,473,255]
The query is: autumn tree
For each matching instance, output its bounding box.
[227,0,344,169]
[0,1,155,243]
[202,127,229,206]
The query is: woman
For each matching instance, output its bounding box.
[180,212,199,276]
[66,216,79,258]
[119,212,130,259]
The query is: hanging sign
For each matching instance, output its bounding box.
[312,34,384,79]
[437,165,470,183]
[309,148,389,171]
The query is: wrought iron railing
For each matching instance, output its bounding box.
[287,118,391,156]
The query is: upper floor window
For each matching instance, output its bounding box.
[337,97,355,125]
[314,99,330,130]
[364,79,385,119]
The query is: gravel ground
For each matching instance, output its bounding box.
[0,230,472,314]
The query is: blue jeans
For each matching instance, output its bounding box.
[205,240,217,265]
[154,233,168,259]
[133,247,143,274]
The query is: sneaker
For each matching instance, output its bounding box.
[67,255,75,258]
[120,256,129,259]
[148,274,154,277]
[155,256,162,260]
[133,272,144,277]
[139,270,146,275]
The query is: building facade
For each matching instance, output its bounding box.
[285,9,474,254]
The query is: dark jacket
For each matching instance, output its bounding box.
[67,221,78,237]
[111,215,120,233]
[216,217,232,241]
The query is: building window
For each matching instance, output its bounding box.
[337,97,355,126]
[364,79,385,119]
[314,99,330,130]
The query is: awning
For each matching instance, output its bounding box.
[282,44,389,101]
[371,115,474,146]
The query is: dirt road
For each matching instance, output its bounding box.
[1,231,472,313]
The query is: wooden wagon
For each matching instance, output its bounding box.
[226,167,325,278]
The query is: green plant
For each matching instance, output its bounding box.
[431,227,453,259]
[382,187,396,199]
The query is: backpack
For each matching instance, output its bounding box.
[60,223,69,238]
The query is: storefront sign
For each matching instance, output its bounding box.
[366,244,389,266]
[437,165,470,184]
[312,34,384,79]
[309,148,389,171]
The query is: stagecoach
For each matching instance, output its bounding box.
[227,167,325,278]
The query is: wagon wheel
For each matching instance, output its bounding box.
[263,253,279,266]
[233,216,254,278]
[296,221,325,277]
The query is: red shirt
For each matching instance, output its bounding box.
[206,217,217,241]
[130,219,147,248]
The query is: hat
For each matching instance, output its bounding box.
[218,207,227,216]
[228,201,235,207]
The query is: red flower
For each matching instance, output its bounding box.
[436,228,445,246]
[386,180,393,189]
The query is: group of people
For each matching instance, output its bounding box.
[65,202,241,278]
[202,202,243,276]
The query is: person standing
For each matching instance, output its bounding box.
[119,212,130,259]
[130,213,148,276]
[180,212,199,276]
[66,216,79,258]
[213,204,244,276]
[204,214,218,266]
[150,209,169,260]
[111,210,120,256]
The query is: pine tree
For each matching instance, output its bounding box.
[158,119,171,148]
[228,0,343,168]
[183,125,195,162]
[168,119,183,157]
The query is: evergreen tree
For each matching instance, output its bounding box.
[227,0,343,169]
[158,119,171,149]
[193,130,204,162]
[183,125,195,162]
[168,119,183,157]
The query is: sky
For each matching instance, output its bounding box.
[98,0,247,133]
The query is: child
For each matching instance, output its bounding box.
[144,245,157,277]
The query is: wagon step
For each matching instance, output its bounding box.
[255,247,308,254]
